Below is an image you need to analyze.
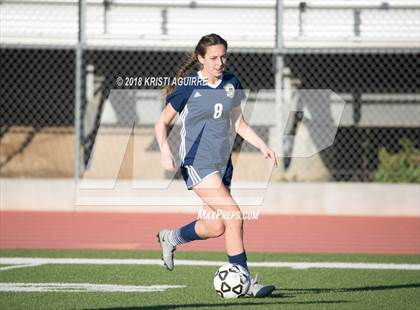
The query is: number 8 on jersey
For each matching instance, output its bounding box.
[213,103,223,119]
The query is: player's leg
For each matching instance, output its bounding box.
[157,165,209,270]
[194,174,275,298]
[157,218,203,271]
[195,203,225,239]
[193,173,247,268]
[157,171,236,271]
[157,195,225,271]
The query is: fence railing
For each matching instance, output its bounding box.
[1,0,419,50]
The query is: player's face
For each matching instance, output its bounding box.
[198,44,227,81]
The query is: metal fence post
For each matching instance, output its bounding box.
[75,0,86,182]
[275,0,284,161]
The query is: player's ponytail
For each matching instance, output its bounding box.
[164,52,197,96]
[164,33,228,97]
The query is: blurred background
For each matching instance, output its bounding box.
[1,0,419,185]
[0,0,419,216]
[1,6,420,306]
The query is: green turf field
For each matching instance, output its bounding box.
[0,249,419,310]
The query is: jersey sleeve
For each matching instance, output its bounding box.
[233,79,246,107]
[166,85,189,112]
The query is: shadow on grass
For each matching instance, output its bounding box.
[280,283,420,295]
[85,283,420,309]
[86,299,351,310]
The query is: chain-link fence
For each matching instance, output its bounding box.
[1,0,419,182]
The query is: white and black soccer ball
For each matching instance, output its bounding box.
[213,263,251,299]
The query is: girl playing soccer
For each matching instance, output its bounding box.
[155,33,277,297]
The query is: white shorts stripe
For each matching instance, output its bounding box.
[189,166,202,183]
[186,166,199,185]
[179,105,188,161]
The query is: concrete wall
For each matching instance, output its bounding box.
[1,178,419,217]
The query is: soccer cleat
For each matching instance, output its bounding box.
[156,230,176,271]
[246,273,275,298]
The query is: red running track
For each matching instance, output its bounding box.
[0,211,419,254]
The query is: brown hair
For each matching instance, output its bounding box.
[164,33,228,96]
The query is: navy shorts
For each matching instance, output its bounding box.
[180,159,233,190]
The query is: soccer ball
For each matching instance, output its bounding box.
[213,263,251,299]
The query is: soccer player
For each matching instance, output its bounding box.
[155,33,277,297]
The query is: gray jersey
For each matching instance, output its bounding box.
[166,71,245,168]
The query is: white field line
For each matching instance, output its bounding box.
[0,263,43,271]
[0,283,185,292]
[0,257,419,270]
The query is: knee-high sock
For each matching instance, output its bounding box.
[166,220,202,246]
[228,251,248,271]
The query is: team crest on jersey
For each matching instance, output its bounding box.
[224,83,235,98]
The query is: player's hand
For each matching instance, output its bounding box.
[260,146,278,168]
[161,151,176,171]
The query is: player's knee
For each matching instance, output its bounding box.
[223,211,243,230]
[210,220,225,237]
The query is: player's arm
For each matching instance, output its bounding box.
[154,103,178,171]
[231,106,278,168]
